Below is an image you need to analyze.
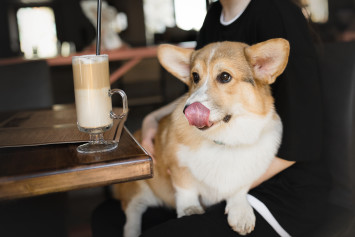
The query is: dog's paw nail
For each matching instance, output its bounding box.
[231,223,255,236]
[227,205,256,235]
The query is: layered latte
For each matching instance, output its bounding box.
[72,55,113,131]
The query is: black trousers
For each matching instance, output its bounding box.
[91,199,279,237]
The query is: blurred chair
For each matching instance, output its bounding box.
[312,41,355,236]
[0,60,53,112]
[0,60,63,237]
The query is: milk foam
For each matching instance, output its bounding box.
[75,87,113,128]
[72,54,108,65]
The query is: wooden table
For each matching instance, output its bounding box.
[0,107,153,200]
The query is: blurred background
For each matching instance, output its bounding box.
[0,0,354,60]
[1,0,354,118]
[0,0,354,236]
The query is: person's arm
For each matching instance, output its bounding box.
[251,157,295,189]
[141,96,182,157]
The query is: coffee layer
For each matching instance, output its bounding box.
[72,56,110,90]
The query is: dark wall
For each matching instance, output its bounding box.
[53,0,96,52]
[0,1,17,58]
[316,0,355,42]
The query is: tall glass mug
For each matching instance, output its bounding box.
[72,54,128,153]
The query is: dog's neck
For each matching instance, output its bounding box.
[205,110,279,147]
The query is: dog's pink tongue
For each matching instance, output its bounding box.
[184,102,212,128]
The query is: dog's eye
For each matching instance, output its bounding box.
[192,72,200,84]
[217,72,232,83]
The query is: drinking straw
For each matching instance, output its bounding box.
[96,0,102,55]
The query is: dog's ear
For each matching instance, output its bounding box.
[244,38,290,84]
[157,44,194,86]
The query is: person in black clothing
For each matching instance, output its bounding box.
[91,0,331,236]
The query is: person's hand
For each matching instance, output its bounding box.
[141,114,158,159]
[140,96,182,160]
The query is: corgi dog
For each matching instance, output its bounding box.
[113,38,290,236]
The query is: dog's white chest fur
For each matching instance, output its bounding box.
[176,116,282,205]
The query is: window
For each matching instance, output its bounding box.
[174,0,206,31]
[301,0,329,23]
[143,0,206,44]
[17,7,58,58]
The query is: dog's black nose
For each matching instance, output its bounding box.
[183,105,189,114]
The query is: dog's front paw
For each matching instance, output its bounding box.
[226,203,255,235]
[184,205,205,216]
[177,205,205,217]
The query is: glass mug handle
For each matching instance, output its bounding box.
[109,89,128,119]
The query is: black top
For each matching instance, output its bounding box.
[196,0,330,235]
